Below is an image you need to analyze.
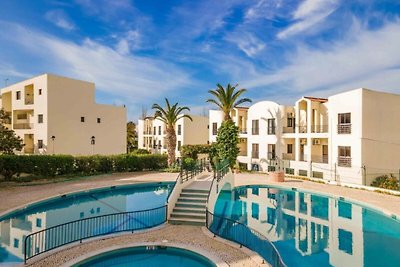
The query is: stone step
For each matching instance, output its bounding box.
[175,202,206,209]
[182,189,209,194]
[179,193,208,199]
[173,207,205,214]
[178,197,207,203]
[169,218,206,226]
[170,213,206,220]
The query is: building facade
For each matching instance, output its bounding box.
[137,115,209,157]
[0,74,126,155]
[209,88,400,186]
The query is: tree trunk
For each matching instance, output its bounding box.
[166,126,177,166]
[224,112,231,121]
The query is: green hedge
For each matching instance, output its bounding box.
[180,144,211,159]
[0,154,167,181]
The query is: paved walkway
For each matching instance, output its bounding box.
[27,225,262,267]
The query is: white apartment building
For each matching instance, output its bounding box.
[0,74,126,155]
[138,115,208,157]
[209,88,400,186]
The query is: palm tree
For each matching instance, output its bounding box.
[206,83,252,121]
[152,98,192,166]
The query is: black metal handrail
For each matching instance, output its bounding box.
[24,205,167,264]
[180,158,208,184]
[206,210,286,267]
[206,160,230,207]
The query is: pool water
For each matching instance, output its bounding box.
[214,185,400,267]
[0,182,172,264]
[73,246,216,267]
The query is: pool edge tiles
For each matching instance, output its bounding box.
[67,243,222,267]
[0,181,173,221]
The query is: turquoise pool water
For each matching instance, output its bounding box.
[213,185,400,267]
[0,182,172,264]
[73,246,216,267]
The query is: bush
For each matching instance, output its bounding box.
[182,157,196,170]
[0,154,168,181]
[371,174,399,190]
[129,149,150,155]
[180,144,211,160]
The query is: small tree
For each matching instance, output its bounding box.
[215,120,239,168]
[0,109,24,155]
[127,121,137,153]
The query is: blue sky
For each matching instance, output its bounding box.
[0,0,400,120]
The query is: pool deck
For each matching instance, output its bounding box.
[27,224,263,267]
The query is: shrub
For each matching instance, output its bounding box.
[180,144,211,160]
[215,120,239,168]
[0,154,168,181]
[371,174,399,190]
[182,157,196,170]
[129,149,150,155]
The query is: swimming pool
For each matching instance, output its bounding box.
[72,246,216,267]
[213,185,400,267]
[0,182,173,264]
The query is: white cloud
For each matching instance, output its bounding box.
[115,30,141,55]
[0,22,194,118]
[278,0,338,39]
[225,33,265,57]
[244,21,400,96]
[45,10,76,31]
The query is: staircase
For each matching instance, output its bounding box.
[169,183,210,226]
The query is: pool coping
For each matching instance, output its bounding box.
[0,181,173,221]
[61,241,229,267]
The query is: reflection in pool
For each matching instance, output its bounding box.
[214,185,400,267]
[0,183,172,264]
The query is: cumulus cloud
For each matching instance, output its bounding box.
[45,9,76,31]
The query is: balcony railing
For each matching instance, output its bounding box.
[282,153,295,160]
[299,154,308,162]
[239,128,248,134]
[297,125,307,133]
[311,125,328,133]
[13,123,33,129]
[337,123,351,134]
[282,127,294,134]
[312,155,328,164]
[25,99,34,105]
[338,156,351,167]
[267,126,276,135]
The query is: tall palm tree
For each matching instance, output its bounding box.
[152,98,192,166]
[206,83,252,121]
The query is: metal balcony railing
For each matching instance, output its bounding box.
[337,123,351,134]
[239,128,248,134]
[311,125,328,133]
[13,123,33,129]
[338,156,351,167]
[25,99,34,105]
[297,125,307,133]
[312,155,328,164]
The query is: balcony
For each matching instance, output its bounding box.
[297,125,307,133]
[338,156,351,167]
[299,154,308,162]
[25,98,34,105]
[282,153,295,160]
[337,123,351,134]
[238,128,247,134]
[282,127,294,134]
[311,125,328,133]
[312,155,328,164]
[13,123,33,129]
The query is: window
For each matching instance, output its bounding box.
[36,218,42,228]
[252,120,259,135]
[16,91,21,100]
[97,118,101,123]
[154,126,156,135]
[338,146,351,167]
[338,201,352,219]
[38,114,43,124]
[212,123,218,135]
[268,144,276,159]
[338,113,351,134]
[17,113,27,120]
[252,203,259,220]
[252,143,259,159]
[287,144,293,154]
[158,140,161,148]
[159,126,161,135]
[38,140,43,149]
[81,117,85,122]
[80,212,84,218]
[13,238,19,248]
[39,89,42,95]
[177,125,182,135]
[338,229,353,255]
[267,118,275,135]
[177,141,181,151]
[287,116,294,127]
[267,207,276,225]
